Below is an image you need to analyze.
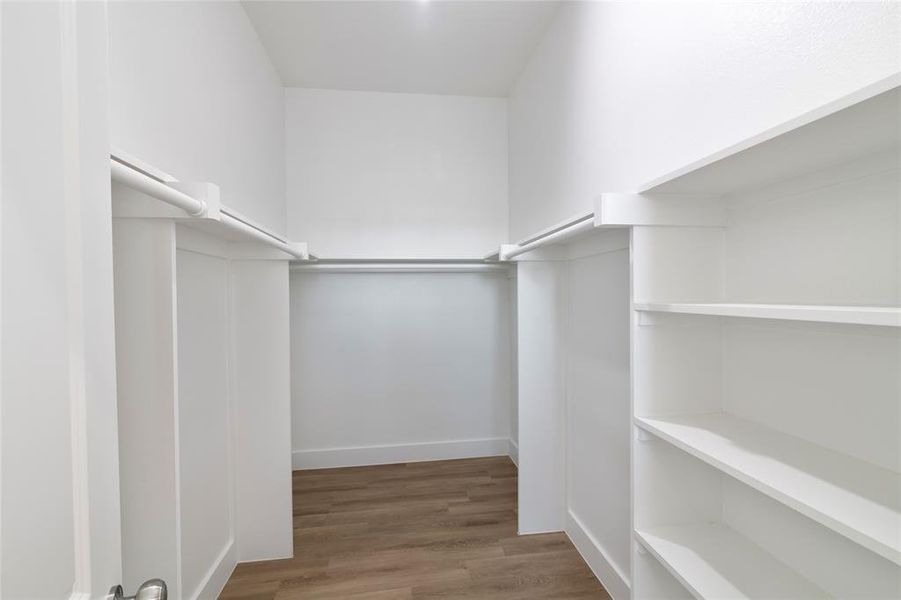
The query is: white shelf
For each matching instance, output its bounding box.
[635,413,901,565]
[636,523,830,599]
[639,74,900,196]
[634,302,901,327]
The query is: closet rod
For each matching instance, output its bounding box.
[501,214,595,260]
[110,157,206,216]
[111,157,311,260]
[220,211,309,260]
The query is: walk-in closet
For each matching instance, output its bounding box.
[2,1,899,599]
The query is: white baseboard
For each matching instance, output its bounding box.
[293,437,511,470]
[236,551,294,565]
[507,438,519,467]
[190,539,236,600]
[566,510,630,600]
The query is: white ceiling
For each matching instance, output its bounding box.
[242,1,560,97]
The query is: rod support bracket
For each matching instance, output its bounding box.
[498,244,518,262]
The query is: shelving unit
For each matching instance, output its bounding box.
[636,413,901,565]
[627,75,901,600]
[634,302,901,327]
[638,75,900,196]
[635,524,830,600]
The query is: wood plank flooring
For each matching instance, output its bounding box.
[220,457,611,599]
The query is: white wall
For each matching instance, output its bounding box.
[2,2,122,597]
[175,249,233,599]
[230,261,293,563]
[508,1,901,239]
[564,232,631,600]
[114,219,180,596]
[108,1,287,234]
[286,89,508,258]
[290,270,513,468]
[516,257,567,534]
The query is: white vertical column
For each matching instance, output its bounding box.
[516,258,567,534]
[2,2,123,597]
[112,218,181,597]
[230,259,293,562]
[175,243,233,599]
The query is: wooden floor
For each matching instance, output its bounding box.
[220,456,610,599]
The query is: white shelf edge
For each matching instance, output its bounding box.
[634,302,901,327]
[635,524,831,600]
[595,193,727,227]
[635,413,901,566]
[638,72,901,193]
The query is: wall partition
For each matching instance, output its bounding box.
[511,228,632,600]
[111,169,297,600]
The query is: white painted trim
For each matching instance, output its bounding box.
[634,301,901,328]
[518,527,565,536]
[510,245,569,262]
[566,228,630,261]
[234,550,294,566]
[596,193,726,227]
[566,510,631,600]
[228,243,299,261]
[61,0,92,591]
[507,438,519,467]
[292,438,509,470]
[0,0,4,588]
[175,224,230,258]
[188,540,236,600]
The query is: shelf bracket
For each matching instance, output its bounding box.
[595,193,726,228]
[635,427,654,442]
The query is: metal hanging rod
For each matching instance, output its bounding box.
[500,213,596,260]
[290,262,509,273]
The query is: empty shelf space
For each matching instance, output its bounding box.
[635,523,830,599]
[633,302,901,327]
[638,76,900,195]
[635,413,901,565]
